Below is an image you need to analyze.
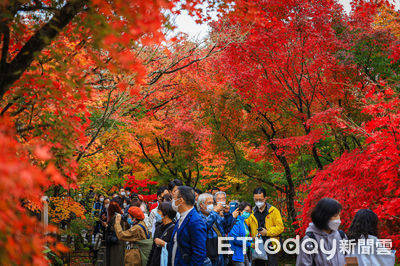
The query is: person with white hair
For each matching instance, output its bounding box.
[198,193,239,266]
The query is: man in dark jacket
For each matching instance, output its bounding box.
[168,186,207,266]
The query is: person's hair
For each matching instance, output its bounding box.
[130,199,141,207]
[107,201,122,222]
[238,201,252,213]
[253,187,266,197]
[214,191,226,201]
[130,193,138,200]
[158,202,177,220]
[168,179,183,191]
[123,198,131,205]
[125,187,131,192]
[157,185,168,196]
[110,197,119,203]
[163,194,172,202]
[347,209,378,240]
[197,193,213,210]
[211,187,219,191]
[311,198,342,230]
[194,188,203,195]
[177,186,195,206]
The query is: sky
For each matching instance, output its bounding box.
[174,0,400,40]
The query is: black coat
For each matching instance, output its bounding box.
[147,222,175,266]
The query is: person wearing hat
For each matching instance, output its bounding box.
[115,206,150,266]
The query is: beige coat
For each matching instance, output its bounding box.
[115,220,148,266]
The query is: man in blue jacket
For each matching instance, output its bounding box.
[168,186,207,266]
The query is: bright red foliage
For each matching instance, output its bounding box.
[299,88,400,256]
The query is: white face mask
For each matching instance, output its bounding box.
[217,201,226,207]
[99,198,104,202]
[120,192,126,196]
[255,201,264,208]
[206,204,214,213]
[123,203,127,208]
[126,191,130,196]
[105,204,110,209]
[172,198,180,212]
[328,218,341,231]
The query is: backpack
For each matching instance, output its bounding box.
[131,223,153,266]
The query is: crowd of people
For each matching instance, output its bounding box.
[88,179,395,266]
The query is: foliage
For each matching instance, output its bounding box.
[48,197,86,224]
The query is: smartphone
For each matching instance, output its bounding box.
[229,201,239,213]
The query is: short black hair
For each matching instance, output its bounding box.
[168,179,183,191]
[238,201,252,212]
[347,209,378,240]
[194,188,203,195]
[311,198,342,231]
[163,194,172,202]
[158,202,177,220]
[157,185,168,196]
[130,199,141,208]
[177,186,195,206]
[125,187,131,192]
[211,187,219,191]
[253,187,266,197]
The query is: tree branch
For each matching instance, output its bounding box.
[0,0,88,99]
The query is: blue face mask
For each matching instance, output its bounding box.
[241,211,250,219]
[127,218,135,225]
[155,213,162,222]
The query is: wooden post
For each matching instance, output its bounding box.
[41,196,48,232]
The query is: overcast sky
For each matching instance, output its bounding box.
[174,0,400,39]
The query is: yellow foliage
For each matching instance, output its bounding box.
[48,197,86,223]
[373,5,400,37]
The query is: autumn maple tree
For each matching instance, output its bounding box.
[1,0,400,263]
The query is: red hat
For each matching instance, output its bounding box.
[138,194,144,201]
[128,206,144,221]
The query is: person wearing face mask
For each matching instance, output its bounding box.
[116,188,127,209]
[167,186,207,266]
[228,201,253,266]
[101,198,110,228]
[245,187,284,266]
[147,202,176,266]
[115,206,149,266]
[296,198,347,266]
[198,193,239,266]
[214,191,235,232]
[149,186,169,238]
[92,195,104,243]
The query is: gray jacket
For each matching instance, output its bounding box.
[296,223,346,266]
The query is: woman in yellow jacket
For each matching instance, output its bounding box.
[245,187,284,266]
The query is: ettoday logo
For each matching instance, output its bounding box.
[217,236,393,258]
